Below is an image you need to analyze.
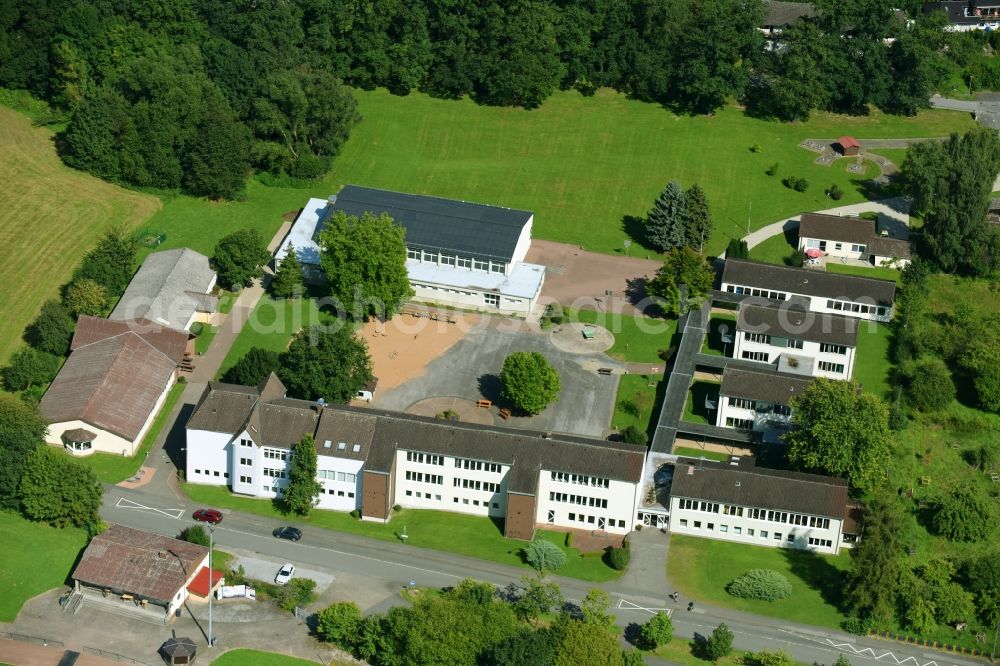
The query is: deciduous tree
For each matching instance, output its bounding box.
[931,487,996,542]
[500,351,561,415]
[899,357,954,412]
[316,601,362,646]
[212,228,270,289]
[0,395,46,510]
[702,622,734,661]
[222,347,281,387]
[64,278,107,316]
[646,247,715,316]
[284,434,323,515]
[318,211,412,320]
[512,575,563,625]
[72,227,137,298]
[581,588,613,627]
[24,300,75,356]
[639,610,674,649]
[553,618,624,666]
[2,347,60,392]
[278,325,374,403]
[20,446,102,527]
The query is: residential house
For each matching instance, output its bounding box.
[715,367,813,439]
[797,212,913,268]
[275,185,546,315]
[720,259,896,321]
[40,316,187,456]
[924,0,1000,30]
[185,376,645,538]
[667,457,857,555]
[70,524,217,620]
[732,303,859,379]
[111,248,218,331]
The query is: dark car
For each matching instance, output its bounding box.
[273,526,302,541]
[192,508,223,524]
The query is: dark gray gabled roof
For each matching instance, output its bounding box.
[720,367,814,405]
[314,409,376,461]
[722,259,896,306]
[764,1,817,26]
[670,458,848,519]
[737,303,859,347]
[867,236,914,259]
[186,382,260,435]
[798,213,875,246]
[319,185,533,263]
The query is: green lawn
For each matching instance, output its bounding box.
[183,484,620,582]
[216,296,339,379]
[702,314,737,356]
[853,322,892,398]
[682,381,719,425]
[611,374,663,436]
[195,325,220,355]
[0,511,88,621]
[672,446,731,462]
[328,88,972,258]
[748,231,798,265]
[209,650,321,666]
[826,262,903,284]
[668,534,851,630]
[74,381,187,484]
[650,637,810,665]
[218,291,238,314]
[572,309,677,365]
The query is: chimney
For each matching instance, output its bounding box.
[327,195,337,206]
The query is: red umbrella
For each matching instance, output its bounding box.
[805,248,823,258]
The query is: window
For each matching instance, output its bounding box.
[457,256,472,269]
[834,243,842,251]
[337,442,346,450]
[760,531,768,539]
[407,248,420,260]
[239,475,250,483]
[484,293,500,307]
[787,534,796,543]
[720,525,728,533]
[348,492,355,498]
[734,527,741,535]
[441,254,456,266]
[240,438,253,447]
[213,471,220,477]
[693,521,702,528]
[819,361,845,374]
[851,244,866,253]
[493,502,499,509]
[406,452,444,465]
[725,417,754,430]
[405,490,412,497]
[774,533,782,541]
[474,259,489,271]
[741,351,769,362]
[240,457,252,466]
[747,528,754,537]
[820,343,847,355]
[706,523,714,531]
[808,537,833,548]
[490,262,505,274]
[728,397,753,410]
[786,338,803,349]
[743,332,771,344]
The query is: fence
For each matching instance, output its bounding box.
[83,645,153,666]
[0,630,63,647]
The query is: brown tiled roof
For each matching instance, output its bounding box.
[63,427,97,442]
[722,259,896,306]
[720,367,814,405]
[72,316,190,364]
[838,136,861,150]
[40,333,176,441]
[798,213,875,246]
[72,524,208,604]
[670,459,848,519]
[249,399,320,448]
[867,236,913,259]
[737,303,859,347]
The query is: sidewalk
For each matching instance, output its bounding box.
[0,637,120,666]
[741,197,910,250]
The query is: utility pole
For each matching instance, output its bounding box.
[747,201,752,236]
[208,525,215,648]
[969,74,975,97]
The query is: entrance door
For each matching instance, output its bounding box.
[484,293,500,308]
[598,517,606,530]
[641,513,653,526]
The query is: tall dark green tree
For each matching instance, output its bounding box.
[284,434,322,516]
[646,181,687,252]
[221,347,281,387]
[2,347,60,392]
[278,325,374,403]
[844,497,908,622]
[183,106,252,199]
[20,446,103,527]
[681,183,712,252]
[270,247,305,299]
[24,300,75,356]
[0,395,46,510]
[73,226,137,297]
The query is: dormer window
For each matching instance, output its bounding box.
[352,444,361,453]
[337,442,347,451]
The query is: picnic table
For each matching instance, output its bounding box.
[582,326,596,340]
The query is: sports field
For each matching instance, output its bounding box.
[0,106,160,363]
[328,88,973,257]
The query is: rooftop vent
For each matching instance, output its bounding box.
[327,195,337,205]
[157,550,167,559]
[735,481,741,487]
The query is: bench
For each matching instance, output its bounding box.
[498,408,512,420]
[597,367,613,376]
[476,399,492,409]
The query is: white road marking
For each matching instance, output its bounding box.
[824,639,957,666]
[114,496,185,519]
[616,598,673,617]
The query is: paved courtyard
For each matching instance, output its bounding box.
[372,321,624,437]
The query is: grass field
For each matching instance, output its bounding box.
[650,637,809,665]
[184,484,619,582]
[826,262,903,284]
[572,309,677,365]
[673,446,731,462]
[0,511,87,621]
[209,650,321,666]
[612,374,663,436]
[668,534,851,630]
[74,382,186,484]
[853,322,893,398]
[328,88,972,257]
[0,107,161,364]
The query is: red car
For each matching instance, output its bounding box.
[193,508,223,524]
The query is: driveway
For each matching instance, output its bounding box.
[373,321,622,437]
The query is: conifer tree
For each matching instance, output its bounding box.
[646,181,687,252]
[270,246,304,299]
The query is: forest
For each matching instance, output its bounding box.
[0,0,988,199]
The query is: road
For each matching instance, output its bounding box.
[100,487,985,666]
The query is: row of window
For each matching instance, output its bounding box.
[678,499,720,513]
[321,440,362,453]
[239,438,253,447]
[825,299,889,317]
[677,499,832,530]
[550,472,610,488]
[564,512,626,528]
[263,448,291,461]
[679,519,794,543]
[820,343,848,355]
[742,350,769,362]
[402,490,502,510]
[808,537,833,547]
[744,332,770,344]
[193,469,229,479]
[726,399,791,417]
[412,283,475,297]
[805,239,865,254]
[455,458,503,474]
[406,452,444,466]
[725,285,788,301]
[405,471,443,485]
[407,248,507,274]
[548,492,608,509]
[726,417,753,429]
[455,478,499,492]
[323,488,355,498]
[819,361,845,374]
[263,468,287,479]
[318,470,357,483]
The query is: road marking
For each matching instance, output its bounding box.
[114,497,184,519]
[616,598,673,617]
[824,639,956,666]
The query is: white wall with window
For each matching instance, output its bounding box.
[731,328,856,379]
[716,394,793,433]
[535,469,640,535]
[721,282,892,322]
[186,428,236,487]
[667,495,844,554]
[316,455,364,511]
[394,449,510,517]
[799,236,867,260]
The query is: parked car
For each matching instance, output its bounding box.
[275,563,295,585]
[273,526,302,541]
[192,508,223,524]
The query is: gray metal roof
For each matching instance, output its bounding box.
[110,248,217,331]
[720,367,814,405]
[737,303,859,347]
[319,185,533,263]
[669,458,848,519]
[722,259,896,306]
[798,213,875,246]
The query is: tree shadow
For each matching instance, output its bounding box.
[686,381,719,423]
[621,215,658,253]
[778,547,849,613]
[623,621,643,647]
[704,317,736,355]
[477,373,504,405]
[625,277,668,319]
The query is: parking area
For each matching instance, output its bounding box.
[372,321,623,437]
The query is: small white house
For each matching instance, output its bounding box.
[797,213,874,261]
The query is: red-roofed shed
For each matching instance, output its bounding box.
[837,136,861,157]
[187,567,225,598]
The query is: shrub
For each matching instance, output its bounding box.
[392,504,402,512]
[524,539,567,573]
[726,238,749,259]
[900,357,955,412]
[316,601,361,646]
[750,143,762,153]
[608,544,630,570]
[435,409,460,421]
[349,509,360,519]
[544,302,565,325]
[782,176,809,192]
[702,623,734,660]
[179,525,210,547]
[743,650,795,666]
[2,347,60,392]
[725,569,792,601]
[274,577,317,611]
[639,611,673,649]
[620,425,648,446]
[784,249,807,267]
[565,531,574,548]
[931,487,996,542]
[841,616,869,635]
[766,163,779,176]
[827,183,844,200]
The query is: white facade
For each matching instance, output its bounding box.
[798,236,868,260]
[667,495,846,555]
[395,450,510,518]
[721,282,892,322]
[535,469,640,534]
[715,395,793,433]
[186,429,234,486]
[732,330,855,380]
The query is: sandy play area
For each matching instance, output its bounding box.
[358,313,477,393]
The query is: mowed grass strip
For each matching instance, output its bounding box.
[183,484,619,582]
[0,511,88,621]
[210,650,322,666]
[328,88,973,257]
[668,534,850,630]
[0,106,160,363]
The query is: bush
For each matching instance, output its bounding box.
[608,544,630,571]
[784,250,807,267]
[725,569,792,601]
[565,531,574,548]
[435,409,460,421]
[702,623,734,660]
[349,509,360,519]
[766,163,779,176]
[274,577,317,612]
[524,539,567,573]
[726,238,749,259]
[2,347,60,392]
[543,302,565,325]
[841,616,869,635]
[179,525,210,547]
[900,357,955,412]
[931,487,996,542]
[743,650,795,666]
[782,176,809,192]
[392,504,401,512]
[190,322,205,336]
[827,183,844,200]
[620,425,648,446]
[316,601,362,646]
[750,143,762,153]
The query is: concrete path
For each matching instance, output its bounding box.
[741,197,911,250]
[930,95,978,112]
